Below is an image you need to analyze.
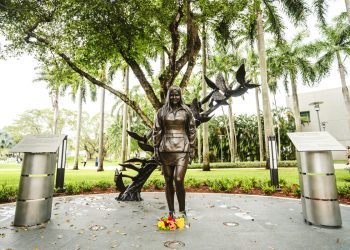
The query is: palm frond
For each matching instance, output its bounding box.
[297,58,317,85]
[278,0,309,25]
[263,0,285,42]
[315,51,335,80]
[313,0,328,26]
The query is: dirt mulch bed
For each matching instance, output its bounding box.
[56,187,350,206]
[1,187,349,205]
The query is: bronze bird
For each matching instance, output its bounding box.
[127,130,148,143]
[204,74,228,106]
[138,142,154,153]
[119,163,141,172]
[226,64,259,97]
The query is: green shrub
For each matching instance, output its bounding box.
[0,184,17,202]
[261,184,276,195]
[221,178,235,192]
[279,178,288,186]
[291,184,301,197]
[95,180,111,190]
[185,177,202,188]
[254,179,267,189]
[189,161,297,169]
[337,185,350,196]
[281,183,293,195]
[143,181,151,189]
[207,179,224,192]
[65,183,77,194]
[64,182,93,194]
[240,179,253,193]
[149,179,164,190]
[249,177,258,187]
[80,181,93,192]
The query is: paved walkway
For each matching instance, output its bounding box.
[0,193,349,250]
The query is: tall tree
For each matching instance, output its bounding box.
[207,52,241,162]
[311,15,350,130]
[201,22,210,171]
[121,66,130,164]
[0,0,247,130]
[246,50,264,160]
[245,0,308,157]
[267,32,317,132]
[97,86,105,171]
[34,58,71,135]
[73,84,84,170]
[97,63,109,172]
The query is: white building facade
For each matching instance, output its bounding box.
[287,87,349,160]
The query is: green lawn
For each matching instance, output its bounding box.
[1,163,349,188]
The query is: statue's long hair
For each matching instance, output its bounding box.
[160,85,192,120]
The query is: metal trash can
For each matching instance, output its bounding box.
[298,151,342,227]
[288,132,344,227]
[10,135,67,226]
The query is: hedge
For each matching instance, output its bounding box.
[188,160,297,169]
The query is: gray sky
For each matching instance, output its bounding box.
[0,0,347,129]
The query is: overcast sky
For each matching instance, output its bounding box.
[0,0,346,130]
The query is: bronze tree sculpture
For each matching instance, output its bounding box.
[115,64,258,202]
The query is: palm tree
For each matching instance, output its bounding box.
[34,60,67,135]
[311,15,350,130]
[121,66,130,164]
[246,50,264,161]
[207,52,241,162]
[97,86,105,172]
[97,62,113,172]
[72,75,97,170]
[244,0,308,158]
[73,83,85,170]
[267,32,317,132]
[201,22,210,171]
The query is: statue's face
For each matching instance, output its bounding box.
[169,89,181,106]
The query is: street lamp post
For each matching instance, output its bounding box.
[309,101,323,131]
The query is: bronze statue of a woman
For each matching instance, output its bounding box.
[153,86,196,218]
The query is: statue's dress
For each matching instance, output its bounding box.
[153,107,196,167]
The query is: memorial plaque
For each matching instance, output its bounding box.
[10,135,67,153]
[287,132,346,152]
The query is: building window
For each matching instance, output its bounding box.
[300,111,310,123]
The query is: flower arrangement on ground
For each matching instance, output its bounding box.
[157,215,185,230]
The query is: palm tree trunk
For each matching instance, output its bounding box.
[160,50,166,101]
[223,72,236,162]
[52,88,59,135]
[197,126,202,163]
[201,22,210,171]
[290,75,302,132]
[255,85,264,161]
[336,51,350,130]
[73,87,83,170]
[97,87,105,172]
[121,66,129,165]
[256,8,274,158]
[345,0,350,23]
[227,100,236,162]
[127,109,132,159]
